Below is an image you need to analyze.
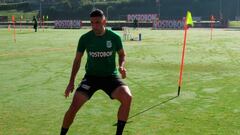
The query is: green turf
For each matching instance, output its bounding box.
[229,21,240,27]
[0,28,240,135]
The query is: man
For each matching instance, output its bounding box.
[133,18,138,29]
[32,16,38,32]
[60,9,132,135]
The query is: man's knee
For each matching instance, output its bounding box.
[68,104,79,114]
[123,93,132,105]
[68,92,88,114]
[117,86,132,105]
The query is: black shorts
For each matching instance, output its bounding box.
[76,75,126,99]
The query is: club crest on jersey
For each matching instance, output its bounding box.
[106,41,112,48]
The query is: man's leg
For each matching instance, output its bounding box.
[60,91,88,135]
[111,86,132,135]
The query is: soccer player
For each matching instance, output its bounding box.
[32,16,38,32]
[60,9,132,135]
[133,18,138,29]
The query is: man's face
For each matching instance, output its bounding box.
[90,16,106,35]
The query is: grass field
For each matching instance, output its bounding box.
[229,21,240,27]
[0,27,240,135]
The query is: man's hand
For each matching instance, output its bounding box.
[64,82,74,98]
[119,67,127,79]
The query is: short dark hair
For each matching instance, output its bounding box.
[90,9,104,17]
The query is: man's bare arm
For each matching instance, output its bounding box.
[65,52,84,97]
[118,49,127,79]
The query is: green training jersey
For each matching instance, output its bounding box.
[77,29,123,76]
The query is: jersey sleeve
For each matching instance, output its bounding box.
[77,36,86,53]
[115,34,123,51]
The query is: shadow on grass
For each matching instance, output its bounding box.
[113,95,178,126]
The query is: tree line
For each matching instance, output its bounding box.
[1,0,239,20]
